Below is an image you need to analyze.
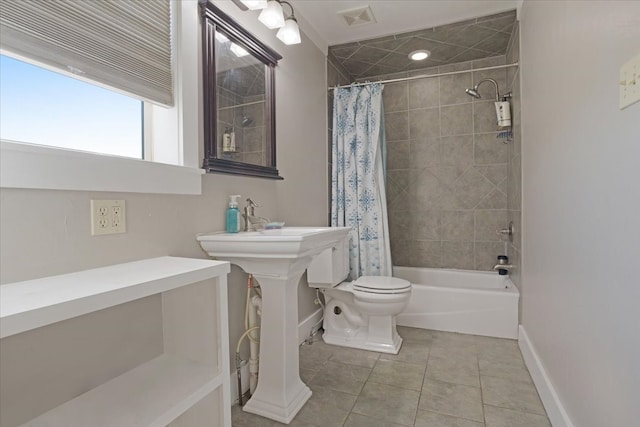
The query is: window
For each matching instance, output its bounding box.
[0,1,203,195]
[0,54,143,159]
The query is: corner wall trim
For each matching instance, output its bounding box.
[518,325,574,427]
[298,308,323,345]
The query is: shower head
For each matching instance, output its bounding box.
[465,78,500,101]
[241,116,253,127]
[465,88,481,99]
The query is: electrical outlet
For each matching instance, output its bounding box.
[91,200,126,235]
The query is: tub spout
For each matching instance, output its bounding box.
[493,264,514,271]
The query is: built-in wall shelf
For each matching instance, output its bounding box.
[0,256,231,427]
[22,354,219,427]
[0,256,227,339]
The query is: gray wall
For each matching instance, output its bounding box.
[378,58,511,270]
[520,1,640,426]
[0,1,328,424]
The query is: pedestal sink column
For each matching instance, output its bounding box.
[242,260,311,424]
[196,227,352,423]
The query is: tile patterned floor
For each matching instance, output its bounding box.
[232,327,550,427]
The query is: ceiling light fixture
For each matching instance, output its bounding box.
[276,2,301,45]
[409,50,431,61]
[233,0,302,46]
[258,0,285,29]
[239,0,268,10]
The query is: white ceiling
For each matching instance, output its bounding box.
[293,0,521,46]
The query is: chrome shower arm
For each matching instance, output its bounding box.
[474,78,500,101]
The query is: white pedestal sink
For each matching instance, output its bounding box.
[197,227,351,424]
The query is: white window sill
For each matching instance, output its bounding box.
[0,140,203,195]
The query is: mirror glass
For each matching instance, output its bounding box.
[215,30,268,166]
[202,3,282,179]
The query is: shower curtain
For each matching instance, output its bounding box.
[331,83,392,279]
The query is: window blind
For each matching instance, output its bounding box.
[0,0,173,106]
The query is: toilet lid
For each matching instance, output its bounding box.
[353,276,411,294]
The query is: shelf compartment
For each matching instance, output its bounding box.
[21,354,221,427]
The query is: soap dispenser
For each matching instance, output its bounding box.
[226,195,241,233]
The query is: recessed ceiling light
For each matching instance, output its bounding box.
[409,50,430,61]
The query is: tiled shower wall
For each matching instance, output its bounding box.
[326,46,519,271]
[505,23,522,287]
[380,56,510,270]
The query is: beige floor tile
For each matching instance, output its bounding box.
[232,405,278,427]
[352,381,420,426]
[294,385,358,427]
[369,358,426,391]
[481,375,546,415]
[343,412,406,427]
[420,378,484,422]
[398,326,435,343]
[430,331,479,353]
[299,339,334,371]
[478,358,532,383]
[380,339,430,366]
[484,404,551,427]
[426,352,480,387]
[415,409,485,427]
[308,360,371,395]
[328,345,381,368]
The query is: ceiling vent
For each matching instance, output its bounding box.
[337,6,377,27]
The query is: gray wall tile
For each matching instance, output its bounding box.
[410,138,441,168]
[383,82,408,113]
[385,111,409,141]
[442,241,475,269]
[441,104,473,136]
[441,135,473,166]
[440,72,473,106]
[442,210,474,241]
[408,76,440,109]
[409,108,440,139]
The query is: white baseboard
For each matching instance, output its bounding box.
[518,325,574,427]
[298,308,323,344]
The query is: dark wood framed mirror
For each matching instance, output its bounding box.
[201,1,283,179]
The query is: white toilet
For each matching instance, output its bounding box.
[307,238,411,354]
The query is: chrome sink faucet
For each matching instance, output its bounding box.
[243,198,269,231]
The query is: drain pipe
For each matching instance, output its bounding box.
[248,291,261,394]
[235,326,259,405]
[235,274,262,405]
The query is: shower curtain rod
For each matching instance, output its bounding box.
[328,62,519,91]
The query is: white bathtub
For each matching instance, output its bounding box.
[394,267,519,339]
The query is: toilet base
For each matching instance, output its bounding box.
[322,328,403,354]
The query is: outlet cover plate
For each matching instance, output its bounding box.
[620,53,640,110]
[91,200,126,235]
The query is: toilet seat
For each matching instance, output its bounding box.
[353,276,411,294]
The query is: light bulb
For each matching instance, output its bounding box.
[409,50,430,61]
[276,18,301,45]
[258,0,285,29]
[240,0,268,9]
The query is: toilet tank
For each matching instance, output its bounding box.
[307,236,349,288]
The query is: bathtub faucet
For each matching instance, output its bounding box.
[493,263,514,271]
